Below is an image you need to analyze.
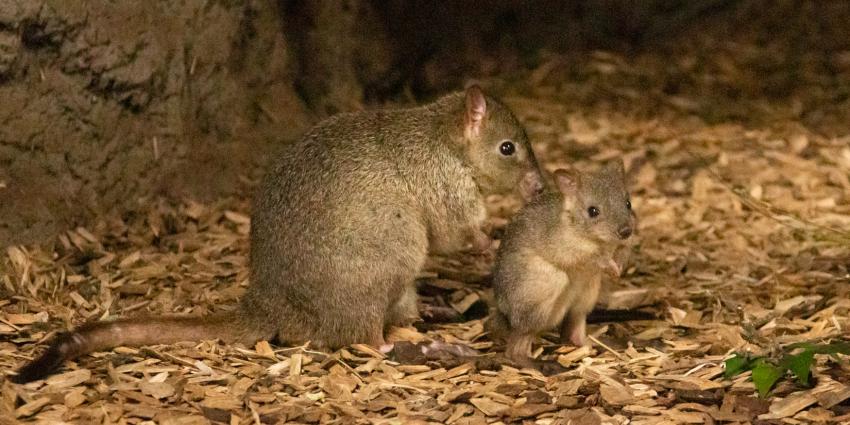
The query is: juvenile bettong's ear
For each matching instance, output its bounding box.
[552,169,580,196]
[464,84,487,140]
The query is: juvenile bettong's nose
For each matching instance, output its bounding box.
[617,225,633,240]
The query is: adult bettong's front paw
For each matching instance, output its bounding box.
[470,228,494,252]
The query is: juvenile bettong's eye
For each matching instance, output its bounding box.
[588,206,600,218]
[499,141,515,156]
[626,200,632,210]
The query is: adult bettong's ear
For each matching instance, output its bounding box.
[553,169,579,196]
[464,85,487,140]
[623,156,646,185]
[605,159,626,177]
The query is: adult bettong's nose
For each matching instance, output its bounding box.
[617,225,633,240]
[520,171,544,201]
[531,179,543,195]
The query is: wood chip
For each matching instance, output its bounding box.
[759,391,818,419]
[254,340,275,359]
[140,380,176,400]
[557,345,593,366]
[289,353,303,377]
[44,369,91,391]
[469,397,509,417]
[14,397,50,418]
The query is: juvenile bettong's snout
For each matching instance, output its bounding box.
[617,225,633,240]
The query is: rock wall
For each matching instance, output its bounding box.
[0,0,312,245]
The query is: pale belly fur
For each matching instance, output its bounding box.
[519,254,584,331]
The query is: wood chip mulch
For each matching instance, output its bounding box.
[3,35,850,424]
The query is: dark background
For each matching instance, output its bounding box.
[1,0,848,246]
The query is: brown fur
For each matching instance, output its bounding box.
[489,160,636,368]
[13,86,542,383]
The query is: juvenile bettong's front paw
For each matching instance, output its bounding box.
[536,359,569,376]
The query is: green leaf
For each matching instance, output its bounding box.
[787,342,816,351]
[751,361,785,397]
[814,342,850,356]
[724,354,753,379]
[782,350,815,386]
[788,341,850,355]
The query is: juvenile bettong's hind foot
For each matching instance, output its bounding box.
[419,305,463,323]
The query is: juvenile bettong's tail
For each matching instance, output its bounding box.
[11,312,246,383]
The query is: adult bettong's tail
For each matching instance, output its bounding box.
[11,311,251,384]
[585,308,657,324]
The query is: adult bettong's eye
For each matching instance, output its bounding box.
[626,200,632,210]
[588,206,600,218]
[499,141,515,156]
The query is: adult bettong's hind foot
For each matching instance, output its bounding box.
[386,340,480,364]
